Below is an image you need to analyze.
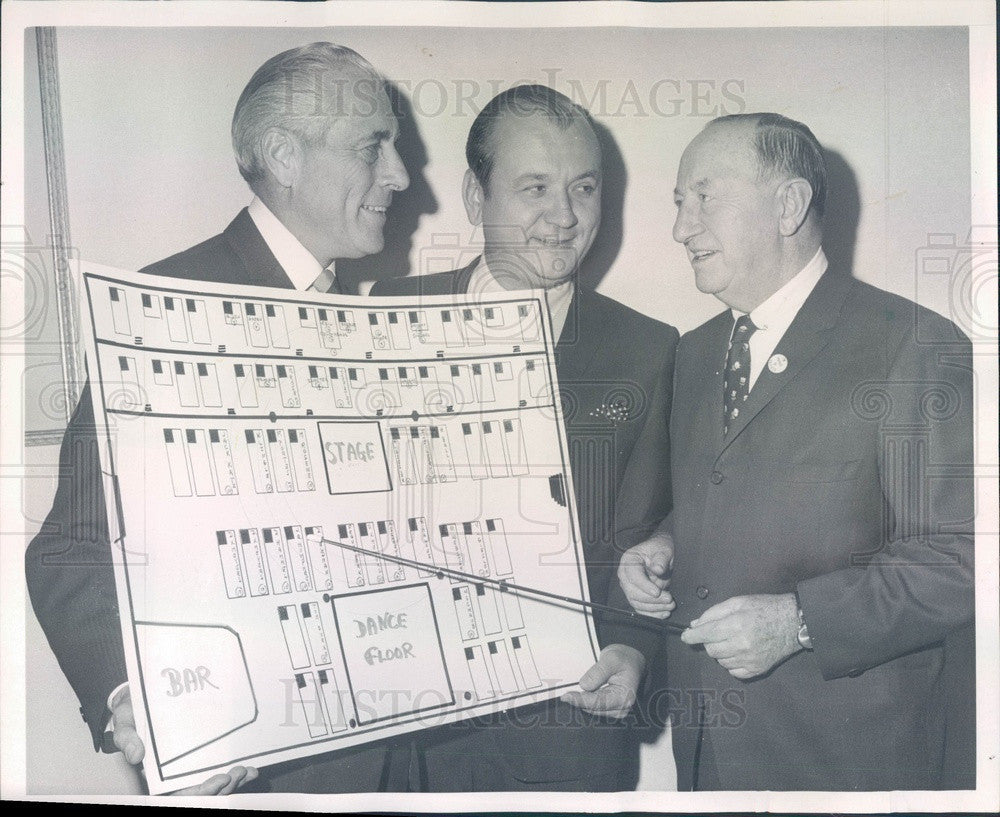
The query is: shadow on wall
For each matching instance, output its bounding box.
[822,148,860,277]
[338,82,439,293]
[578,119,627,293]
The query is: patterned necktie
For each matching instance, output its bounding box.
[724,314,757,435]
[309,268,341,294]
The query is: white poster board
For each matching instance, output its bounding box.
[79,261,599,794]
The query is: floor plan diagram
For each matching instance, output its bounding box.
[80,262,600,793]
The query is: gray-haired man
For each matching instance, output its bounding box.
[26,42,411,794]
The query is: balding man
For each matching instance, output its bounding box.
[26,42,411,794]
[374,84,678,791]
[618,113,974,790]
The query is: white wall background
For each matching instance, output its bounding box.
[52,25,970,326]
[24,23,971,794]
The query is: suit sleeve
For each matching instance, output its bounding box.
[25,382,127,749]
[596,325,678,658]
[796,320,975,679]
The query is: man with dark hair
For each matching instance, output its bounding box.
[618,113,974,790]
[26,42,411,794]
[372,84,679,791]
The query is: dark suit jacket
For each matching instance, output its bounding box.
[25,209,403,793]
[372,261,679,789]
[650,268,974,790]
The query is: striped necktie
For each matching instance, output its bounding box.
[724,314,757,435]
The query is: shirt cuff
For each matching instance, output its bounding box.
[104,681,129,732]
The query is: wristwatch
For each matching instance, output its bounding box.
[795,595,813,651]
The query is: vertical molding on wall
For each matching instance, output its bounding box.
[33,26,81,445]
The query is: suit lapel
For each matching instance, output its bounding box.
[720,269,852,452]
[554,287,602,381]
[223,208,295,289]
[684,311,733,452]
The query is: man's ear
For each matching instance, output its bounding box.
[776,178,814,236]
[462,168,485,226]
[260,128,300,189]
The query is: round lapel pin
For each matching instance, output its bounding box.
[768,353,788,374]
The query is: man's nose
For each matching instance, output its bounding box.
[545,191,578,230]
[380,143,410,192]
[672,199,701,244]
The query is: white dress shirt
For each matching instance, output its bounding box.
[247,196,335,291]
[468,257,575,341]
[731,247,828,391]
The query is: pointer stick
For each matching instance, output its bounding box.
[320,536,688,634]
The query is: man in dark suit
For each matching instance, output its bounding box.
[25,42,410,794]
[617,113,974,790]
[372,84,679,791]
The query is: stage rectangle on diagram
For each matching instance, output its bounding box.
[317,422,391,494]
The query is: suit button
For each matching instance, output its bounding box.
[710,471,724,484]
[696,586,709,599]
